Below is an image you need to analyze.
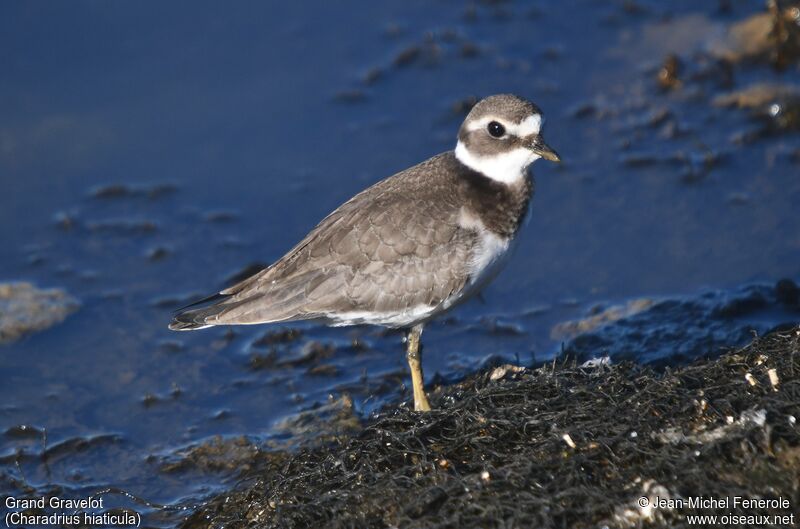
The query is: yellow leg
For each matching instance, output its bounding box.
[406,324,431,412]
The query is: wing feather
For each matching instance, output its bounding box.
[170,153,477,329]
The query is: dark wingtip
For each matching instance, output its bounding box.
[169,302,221,331]
[168,319,209,331]
[168,290,258,331]
[168,312,212,331]
[173,292,228,314]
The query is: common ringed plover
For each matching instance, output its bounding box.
[170,94,560,411]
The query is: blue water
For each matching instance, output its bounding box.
[1,0,799,525]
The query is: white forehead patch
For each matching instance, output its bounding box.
[516,114,542,136]
[465,113,542,137]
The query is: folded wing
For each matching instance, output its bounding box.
[170,163,475,330]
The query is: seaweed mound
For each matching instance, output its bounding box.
[182,329,800,529]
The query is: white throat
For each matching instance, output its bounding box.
[455,141,539,185]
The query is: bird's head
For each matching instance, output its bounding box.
[455,94,559,185]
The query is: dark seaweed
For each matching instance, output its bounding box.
[181,329,800,529]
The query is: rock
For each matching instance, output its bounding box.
[713,83,800,133]
[332,89,369,104]
[713,83,800,109]
[714,12,776,62]
[159,435,261,474]
[560,283,798,364]
[775,278,800,306]
[711,2,800,69]
[0,283,79,344]
[89,182,177,200]
[551,298,656,341]
[272,394,360,448]
[657,54,682,90]
[489,364,525,381]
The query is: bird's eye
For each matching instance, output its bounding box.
[487,121,505,138]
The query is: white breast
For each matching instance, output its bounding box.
[464,229,512,296]
[457,207,514,298]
